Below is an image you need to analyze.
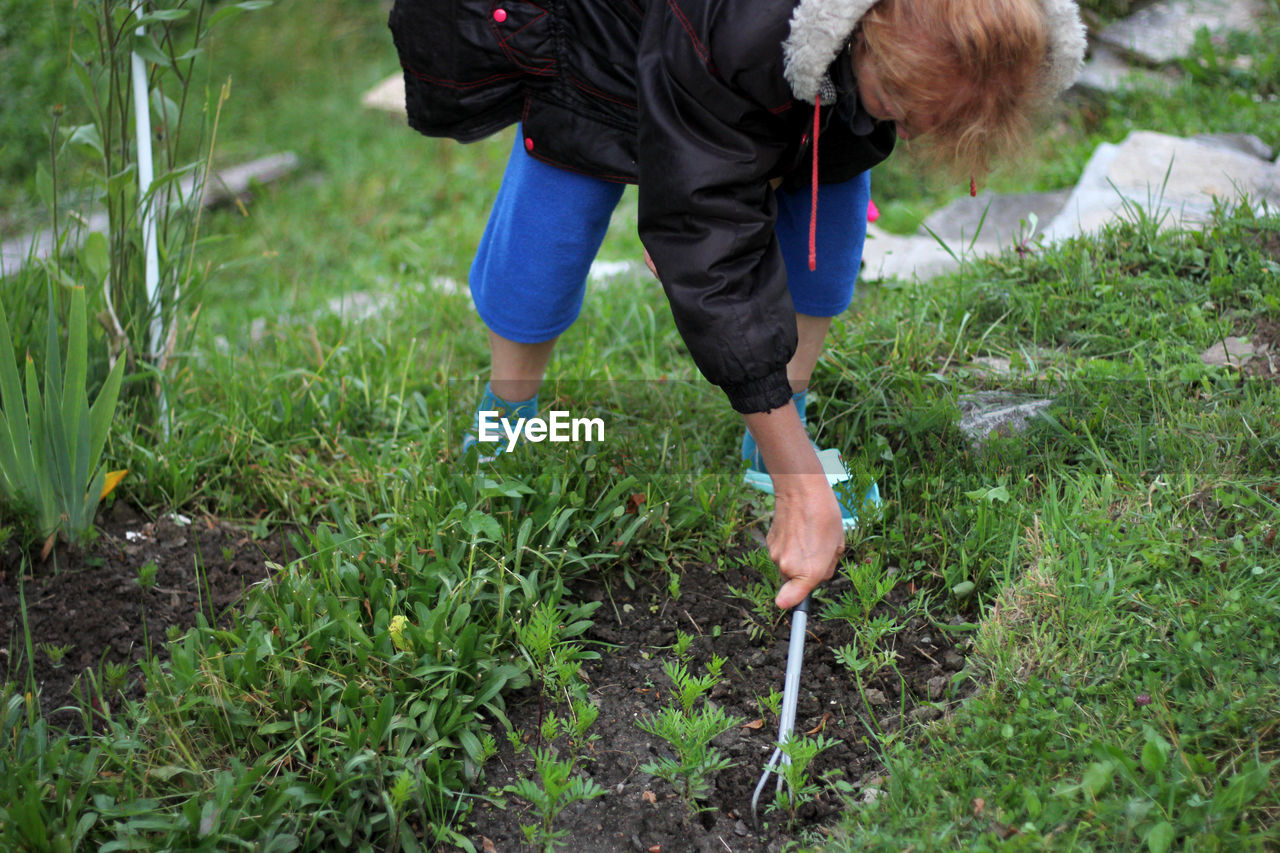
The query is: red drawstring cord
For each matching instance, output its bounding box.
[808,93,821,271]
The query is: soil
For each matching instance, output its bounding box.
[1,502,975,852]
[1241,316,1279,383]
[467,556,976,853]
[0,501,293,731]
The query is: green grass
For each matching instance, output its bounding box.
[1,0,1278,849]
[812,208,1280,851]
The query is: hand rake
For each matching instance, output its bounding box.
[750,592,812,830]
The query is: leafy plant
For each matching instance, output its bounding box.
[505,747,606,853]
[636,655,743,808]
[757,688,782,719]
[834,642,899,682]
[135,559,159,588]
[771,734,838,828]
[828,553,896,623]
[55,0,260,384]
[0,286,125,548]
[38,642,74,669]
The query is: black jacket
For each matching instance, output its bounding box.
[389,0,1084,413]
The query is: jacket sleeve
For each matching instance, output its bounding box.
[635,0,799,415]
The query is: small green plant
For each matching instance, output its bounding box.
[0,286,126,548]
[516,598,600,700]
[636,655,744,808]
[828,553,895,623]
[728,549,784,639]
[37,642,74,669]
[757,688,783,719]
[772,734,838,828]
[672,629,694,659]
[666,569,682,601]
[834,643,899,681]
[505,747,606,853]
[540,710,564,745]
[568,696,600,753]
[135,559,159,588]
[99,659,129,694]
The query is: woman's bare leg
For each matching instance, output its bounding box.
[488,330,557,402]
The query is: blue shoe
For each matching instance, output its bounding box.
[462,383,539,461]
[742,390,881,530]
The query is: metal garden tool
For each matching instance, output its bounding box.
[750,592,812,830]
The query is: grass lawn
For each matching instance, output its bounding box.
[1,0,1279,850]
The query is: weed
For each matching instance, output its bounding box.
[827,553,895,622]
[37,643,73,669]
[757,688,782,719]
[505,747,606,853]
[672,629,694,659]
[636,656,744,809]
[135,559,159,589]
[771,734,839,828]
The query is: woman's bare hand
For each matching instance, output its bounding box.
[768,476,844,608]
[742,404,844,608]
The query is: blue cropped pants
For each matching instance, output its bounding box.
[470,131,871,344]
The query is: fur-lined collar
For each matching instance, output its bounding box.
[782,0,1087,104]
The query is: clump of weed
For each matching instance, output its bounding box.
[636,654,744,810]
[505,747,606,853]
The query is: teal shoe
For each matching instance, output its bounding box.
[462,383,539,461]
[742,390,881,530]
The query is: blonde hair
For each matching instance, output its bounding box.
[855,0,1049,176]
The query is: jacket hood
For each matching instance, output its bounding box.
[782,0,1087,104]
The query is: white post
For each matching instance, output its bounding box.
[130,7,167,427]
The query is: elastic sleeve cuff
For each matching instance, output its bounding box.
[722,369,794,414]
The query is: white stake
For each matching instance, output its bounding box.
[131,7,168,428]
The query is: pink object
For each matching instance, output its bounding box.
[867,199,880,223]
[524,136,534,151]
[493,7,507,22]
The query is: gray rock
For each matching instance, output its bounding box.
[957,392,1054,445]
[1044,130,1280,243]
[1192,133,1275,162]
[860,225,984,282]
[1096,0,1269,66]
[921,190,1070,250]
[1075,43,1180,94]
[910,704,943,723]
[363,73,406,114]
[1201,336,1266,366]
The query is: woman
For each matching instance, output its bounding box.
[389,0,1086,608]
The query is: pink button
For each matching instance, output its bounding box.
[493,7,506,21]
[524,136,534,151]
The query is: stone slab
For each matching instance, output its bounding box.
[860,225,993,281]
[922,189,1070,249]
[1075,43,1180,94]
[1096,0,1268,65]
[1044,130,1280,241]
[1200,336,1267,366]
[363,73,407,114]
[1192,132,1275,161]
[1,152,299,278]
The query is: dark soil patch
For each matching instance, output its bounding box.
[1242,316,1279,383]
[0,502,294,731]
[469,557,976,853]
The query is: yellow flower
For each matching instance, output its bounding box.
[388,614,412,653]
